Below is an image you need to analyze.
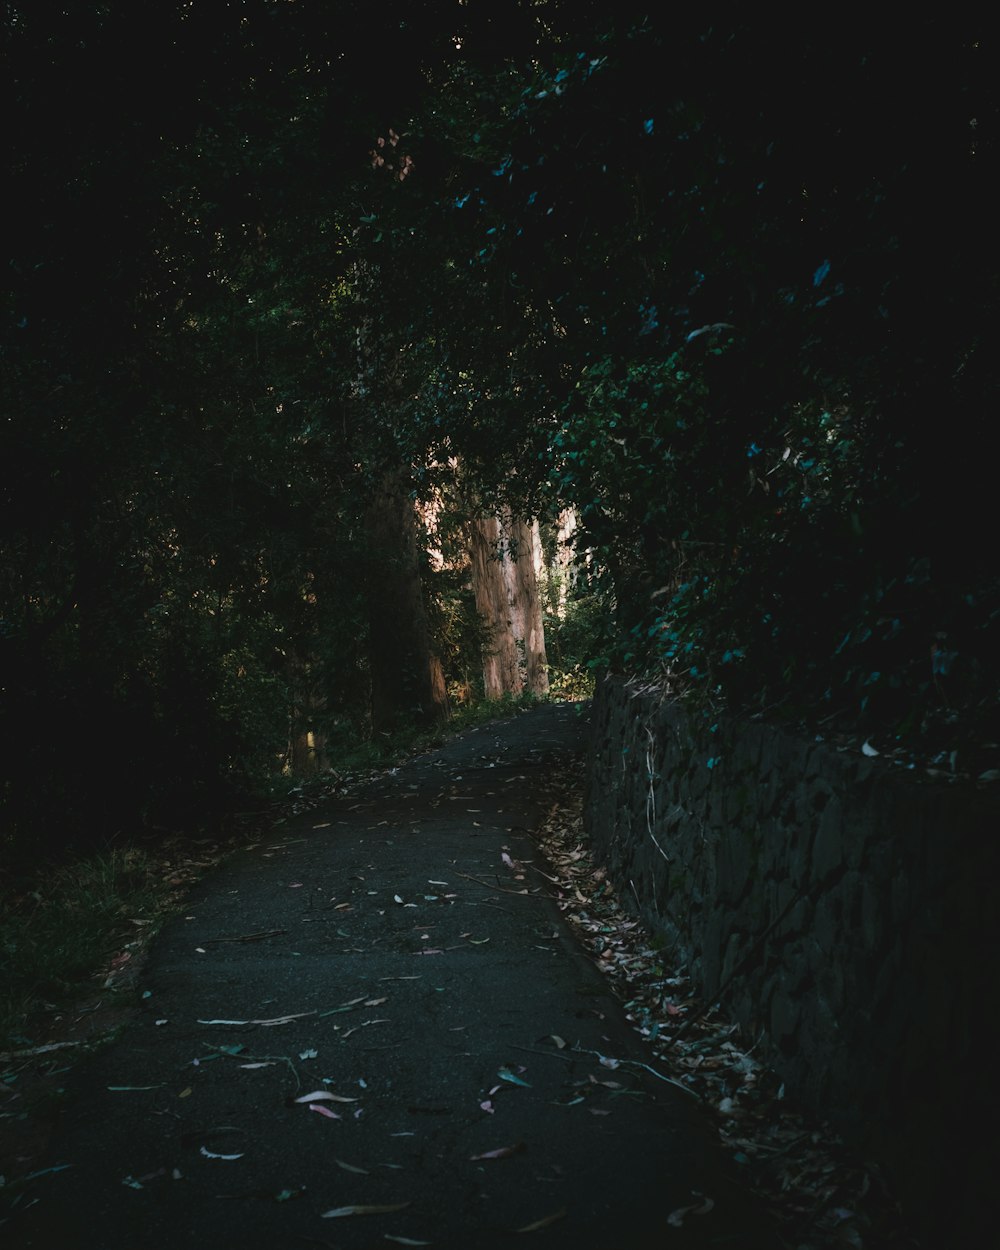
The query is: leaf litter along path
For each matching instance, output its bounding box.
[5,703,785,1250]
[531,778,916,1250]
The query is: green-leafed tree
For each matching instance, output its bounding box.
[366,13,999,752]
[4,6,997,864]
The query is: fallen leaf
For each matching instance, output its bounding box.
[199,1146,244,1161]
[239,1062,276,1070]
[197,1012,315,1027]
[335,1158,370,1175]
[178,1087,193,1098]
[470,1142,525,1161]
[515,1207,567,1233]
[295,1090,358,1104]
[299,1049,318,1060]
[310,1104,341,1120]
[365,997,389,1006]
[498,1066,531,1088]
[548,1035,567,1049]
[384,1238,432,1247]
[322,1202,411,1218]
[13,1164,72,1184]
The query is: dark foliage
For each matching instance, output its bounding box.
[3,6,997,863]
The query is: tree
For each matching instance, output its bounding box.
[503,516,549,696]
[467,514,522,700]
[5,4,996,865]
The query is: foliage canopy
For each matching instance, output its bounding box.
[3,6,997,860]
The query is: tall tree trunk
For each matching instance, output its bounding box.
[366,472,449,733]
[468,514,521,699]
[503,516,549,695]
[549,508,581,617]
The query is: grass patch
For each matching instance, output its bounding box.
[0,848,173,1046]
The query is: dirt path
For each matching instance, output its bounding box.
[3,703,775,1249]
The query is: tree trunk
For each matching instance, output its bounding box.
[468,514,521,699]
[366,473,450,733]
[504,516,549,695]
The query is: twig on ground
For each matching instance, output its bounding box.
[454,871,549,899]
[203,929,288,944]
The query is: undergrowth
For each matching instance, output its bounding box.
[0,849,172,1047]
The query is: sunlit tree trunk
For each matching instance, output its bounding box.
[502,515,549,695]
[552,508,582,614]
[468,514,521,699]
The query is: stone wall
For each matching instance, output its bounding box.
[584,677,998,1242]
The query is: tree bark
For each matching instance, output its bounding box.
[468,514,521,699]
[504,516,549,695]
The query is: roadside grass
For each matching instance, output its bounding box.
[0,848,171,1047]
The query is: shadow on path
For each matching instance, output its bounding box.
[4,702,776,1249]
